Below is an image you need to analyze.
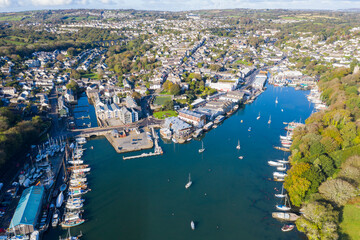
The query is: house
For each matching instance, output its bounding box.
[2,87,17,96]
[178,109,206,128]
[64,89,76,103]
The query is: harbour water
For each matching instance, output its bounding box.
[45,85,314,240]
[72,93,98,129]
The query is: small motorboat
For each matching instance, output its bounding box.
[191,221,195,230]
[60,184,67,192]
[238,156,244,159]
[281,224,295,232]
[248,127,251,132]
[52,209,60,227]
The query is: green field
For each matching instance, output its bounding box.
[0,15,28,21]
[340,204,360,239]
[153,96,171,105]
[153,110,178,119]
[81,73,100,80]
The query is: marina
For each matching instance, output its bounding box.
[44,85,315,240]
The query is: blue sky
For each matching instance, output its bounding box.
[1,0,360,12]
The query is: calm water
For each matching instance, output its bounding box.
[73,93,98,128]
[45,85,313,240]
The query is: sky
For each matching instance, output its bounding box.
[0,0,360,12]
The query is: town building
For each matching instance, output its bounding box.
[219,90,245,103]
[178,109,206,128]
[163,117,192,138]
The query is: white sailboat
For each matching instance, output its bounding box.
[191,221,195,230]
[256,112,260,120]
[185,173,192,189]
[198,141,205,153]
[268,115,271,124]
[236,140,240,150]
[276,195,291,211]
[275,184,287,198]
[275,97,278,104]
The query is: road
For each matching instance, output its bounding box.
[68,116,164,137]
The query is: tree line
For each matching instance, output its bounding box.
[284,66,360,239]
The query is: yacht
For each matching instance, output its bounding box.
[236,140,240,150]
[185,173,192,189]
[191,221,195,230]
[198,141,205,153]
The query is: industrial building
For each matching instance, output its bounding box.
[9,186,45,235]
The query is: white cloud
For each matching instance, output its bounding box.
[30,0,73,6]
[0,0,12,7]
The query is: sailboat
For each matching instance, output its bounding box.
[276,195,291,211]
[198,141,205,153]
[275,185,287,198]
[236,140,241,150]
[275,97,278,104]
[268,115,271,124]
[191,221,195,230]
[256,112,260,120]
[185,173,192,189]
[59,228,83,240]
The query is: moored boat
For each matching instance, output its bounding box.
[272,212,299,221]
[191,221,195,230]
[268,161,283,167]
[51,209,60,227]
[281,224,295,232]
[56,191,64,208]
[273,172,287,178]
[185,173,192,189]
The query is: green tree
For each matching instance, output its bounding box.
[319,179,357,206]
[170,84,180,95]
[70,69,81,80]
[66,80,80,94]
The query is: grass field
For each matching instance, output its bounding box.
[153,96,171,105]
[340,204,360,239]
[153,110,178,119]
[0,15,28,21]
[81,73,100,80]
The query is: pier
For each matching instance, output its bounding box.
[122,151,161,160]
